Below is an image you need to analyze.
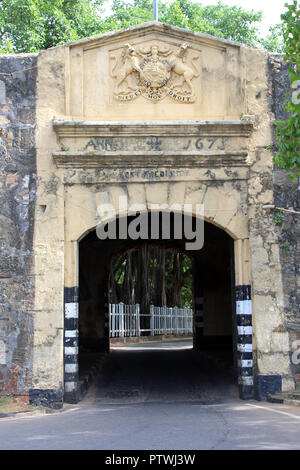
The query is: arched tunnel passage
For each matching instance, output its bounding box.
[64,212,248,404]
[108,244,195,339]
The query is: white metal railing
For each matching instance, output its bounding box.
[109,303,193,337]
[150,305,193,335]
[110,303,140,338]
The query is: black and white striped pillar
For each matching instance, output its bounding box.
[236,284,254,399]
[104,291,110,352]
[64,286,79,403]
[194,293,204,349]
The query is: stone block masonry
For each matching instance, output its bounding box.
[0,54,37,398]
[269,55,300,390]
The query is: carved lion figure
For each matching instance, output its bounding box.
[112,44,143,92]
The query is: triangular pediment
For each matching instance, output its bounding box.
[67,21,242,51]
[64,21,245,121]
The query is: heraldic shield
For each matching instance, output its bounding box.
[110,42,200,103]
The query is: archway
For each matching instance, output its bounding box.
[64,212,253,403]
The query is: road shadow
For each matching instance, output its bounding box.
[82,339,239,405]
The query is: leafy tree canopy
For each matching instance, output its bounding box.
[103,0,282,50]
[0,0,284,53]
[0,0,104,52]
[273,1,300,180]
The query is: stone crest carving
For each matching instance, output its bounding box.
[110,42,199,102]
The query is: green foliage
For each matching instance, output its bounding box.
[0,0,104,52]
[111,247,193,308]
[281,240,290,251]
[102,0,276,49]
[273,1,300,181]
[0,0,286,53]
[273,209,285,225]
[259,24,285,53]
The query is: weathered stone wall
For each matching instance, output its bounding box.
[269,55,300,388]
[237,46,294,397]
[0,54,37,396]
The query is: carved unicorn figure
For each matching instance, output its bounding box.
[167,43,199,96]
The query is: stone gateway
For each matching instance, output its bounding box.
[0,23,299,408]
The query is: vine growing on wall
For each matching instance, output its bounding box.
[273,1,300,181]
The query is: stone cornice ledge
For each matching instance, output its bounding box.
[53,120,253,138]
[53,151,249,169]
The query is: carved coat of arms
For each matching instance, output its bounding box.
[110,42,199,103]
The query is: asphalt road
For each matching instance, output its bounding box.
[0,339,300,450]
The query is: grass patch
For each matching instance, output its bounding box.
[0,396,41,414]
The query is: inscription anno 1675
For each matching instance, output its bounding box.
[110,42,200,103]
[83,136,229,152]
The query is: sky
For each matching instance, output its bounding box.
[102,0,289,35]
